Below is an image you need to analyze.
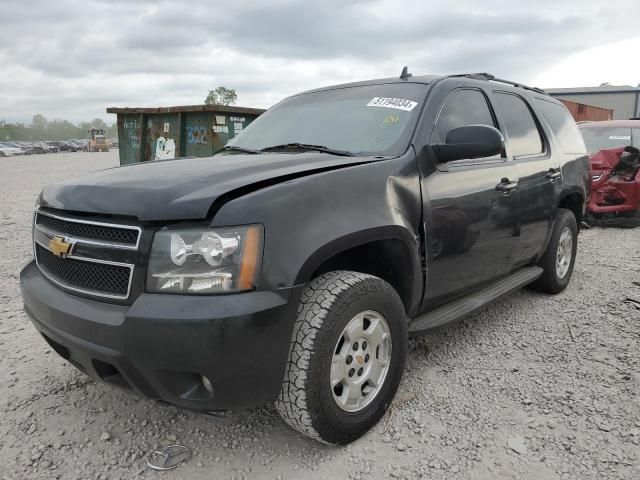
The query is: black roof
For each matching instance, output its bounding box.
[296,74,440,96]
[298,72,548,97]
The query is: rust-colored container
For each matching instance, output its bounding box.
[560,100,613,122]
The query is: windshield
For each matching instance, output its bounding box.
[227,83,427,156]
[579,126,640,153]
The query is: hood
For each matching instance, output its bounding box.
[39,152,375,221]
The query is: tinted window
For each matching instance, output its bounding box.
[431,89,496,144]
[494,93,544,157]
[536,99,586,154]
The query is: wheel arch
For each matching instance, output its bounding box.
[558,190,585,229]
[294,226,423,317]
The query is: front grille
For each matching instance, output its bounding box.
[36,212,139,246]
[33,209,140,300]
[36,244,131,297]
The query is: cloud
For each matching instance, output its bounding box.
[1,0,639,123]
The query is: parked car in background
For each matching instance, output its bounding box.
[65,140,82,152]
[64,139,82,151]
[579,120,640,227]
[47,141,79,152]
[80,139,92,151]
[0,142,25,156]
[35,141,58,153]
[47,141,67,151]
[21,142,48,154]
[5,141,35,154]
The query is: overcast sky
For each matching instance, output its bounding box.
[1,0,640,124]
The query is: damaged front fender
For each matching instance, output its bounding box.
[587,147,640,227]
[210,150,424,316]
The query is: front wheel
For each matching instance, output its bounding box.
[532,208,578,294]
[276,271,407,444]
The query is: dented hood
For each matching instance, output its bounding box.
[39,152,373,221]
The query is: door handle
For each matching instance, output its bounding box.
[546,168,561,181]
[495,178,519,194]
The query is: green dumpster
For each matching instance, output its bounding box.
[106,104,265,165]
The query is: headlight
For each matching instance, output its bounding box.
[147,225,263,294]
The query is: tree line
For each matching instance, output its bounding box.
[0,115,118,141]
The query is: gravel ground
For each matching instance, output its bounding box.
[1,151,639,480]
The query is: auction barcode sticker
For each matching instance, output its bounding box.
[366,97,418,112]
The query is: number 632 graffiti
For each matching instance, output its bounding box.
[187,126,207,144]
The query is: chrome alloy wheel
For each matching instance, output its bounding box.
[556,227,573,279]
[330,310,392,412]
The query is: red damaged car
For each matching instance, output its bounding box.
[579,120,640,227]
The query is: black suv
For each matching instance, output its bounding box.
[20,71,590,444]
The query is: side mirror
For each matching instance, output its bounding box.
[432,125,504,162]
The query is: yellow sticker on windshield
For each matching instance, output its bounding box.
[383,115,399,124]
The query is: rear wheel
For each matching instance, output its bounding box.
[531,208,578,294]
[276,271,407,444]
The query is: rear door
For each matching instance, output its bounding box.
[491,91,558,267]
[422,87,521,305]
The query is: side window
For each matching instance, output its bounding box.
[431,89,496,144]
[493,93,544,157]
[535,99,587,154]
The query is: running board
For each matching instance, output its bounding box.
[409,266,543,336]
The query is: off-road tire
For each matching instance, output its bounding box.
[275,271,407,444]
[532,208,578,294]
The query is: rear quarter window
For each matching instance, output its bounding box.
[535,99,587,154]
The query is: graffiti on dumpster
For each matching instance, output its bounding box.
[154,136,176,160]
[123,118,141,149]
[187,126,207,144]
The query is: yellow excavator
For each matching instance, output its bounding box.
[88,128,109,152]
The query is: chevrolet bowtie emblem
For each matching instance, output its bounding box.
[49,236,72,257]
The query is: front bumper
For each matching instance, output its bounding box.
[20,260,301,411]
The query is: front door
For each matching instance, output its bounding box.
[421,88,521,305]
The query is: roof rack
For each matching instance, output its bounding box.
[448,73,548,95]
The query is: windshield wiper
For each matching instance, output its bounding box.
[260,143,354,157]
[215,145,260,154]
